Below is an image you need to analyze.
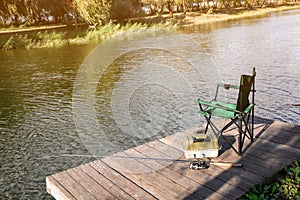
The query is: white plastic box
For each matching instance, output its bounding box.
[182,133,220,159]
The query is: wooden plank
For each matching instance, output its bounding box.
[46,176,75,200]
[130,146,202,200]
[202,165,257,191]
[134,143,209,199]
[244,138,300,176]
[90,160,157,200]
[146,140,231,200]
[159,132,185,151]
[265,122,299,137]
[79,164,135,200]
[166,156,245,200]
[219,134,300,179]
[258,124,300,149]
[52,171,97,200]
[147,139,184,160]
[46,120,300,200]
[140,141,232,200]
[217,166,263,186]
[147,138,262,198]
[155,138,262,186]
[103,149,191,200]
[67,167,115,200]
[244,151,286,171]
[158,168,230,200]
[253,138,300,160]
[155,138,246,199]
[271,121,300,134]
[219,148,280,178]
[245,139,300,167]
[194,167,246,199]
[100,157,174,200]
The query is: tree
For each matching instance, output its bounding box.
[0,0,10,26]
[111,0,139,21]
[73,0,111,26]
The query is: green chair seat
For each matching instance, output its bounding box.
[198,100,237,118]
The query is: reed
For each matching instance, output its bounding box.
[0,21,170,50]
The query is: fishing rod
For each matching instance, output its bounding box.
[286,103,300,106]
[189,159,243,170]
[39,154,190,163]
[40,154,243,170]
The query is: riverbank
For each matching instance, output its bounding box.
[0,22,167,50]
[173,4,300,27]
[0,24,67,35]
[0,3,299,50]
[128,3,300,26]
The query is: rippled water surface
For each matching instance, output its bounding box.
[0,9,299,199]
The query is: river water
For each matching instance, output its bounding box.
[0,9,299,199]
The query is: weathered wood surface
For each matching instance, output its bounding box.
[46,119,300,200]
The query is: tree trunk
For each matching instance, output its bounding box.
[14,14,19,26]
[74,13,78,30]
[182,0,186,14]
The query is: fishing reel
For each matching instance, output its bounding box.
[189,160,210,170]
[189,159,243,170]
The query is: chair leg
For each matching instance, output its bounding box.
[246,111,254,142]
[204,115,211,134]
[202,115,252,156]
[251,108,254,142]
[220,134,241,156]
[238,115,254,155]
[238,118,243,155]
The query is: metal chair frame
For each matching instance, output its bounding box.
[197,68,256,155]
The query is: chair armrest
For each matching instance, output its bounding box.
[196,99,211,106]
[243,103,254,114]
[217,83,239,90]
[196,99,242,114]
[213,103,254,115]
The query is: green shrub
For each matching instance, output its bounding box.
[1,31,67,50]
[2,34,33,50]
[240,158,300,200]
[35,31,66,48]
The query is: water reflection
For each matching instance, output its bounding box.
[0,45,95,198]
[94,48,207,153]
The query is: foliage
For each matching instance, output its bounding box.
[73,0,112,26]
[0,0,295,28]
[2,34,33,50]
[111,0,136,21]
[0,21,169,50]
[239,158,300,200]
[35,31,67,48]
[1,30,66,50]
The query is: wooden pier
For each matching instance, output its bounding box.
[46,118,300,200]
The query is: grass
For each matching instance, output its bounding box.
[0,21,173,50]
[239,158,300,200]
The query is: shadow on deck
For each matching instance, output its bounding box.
[184,117,300,199]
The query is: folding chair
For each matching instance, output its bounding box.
[196,68,256,155]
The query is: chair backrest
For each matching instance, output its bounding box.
[236,68,256,112]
